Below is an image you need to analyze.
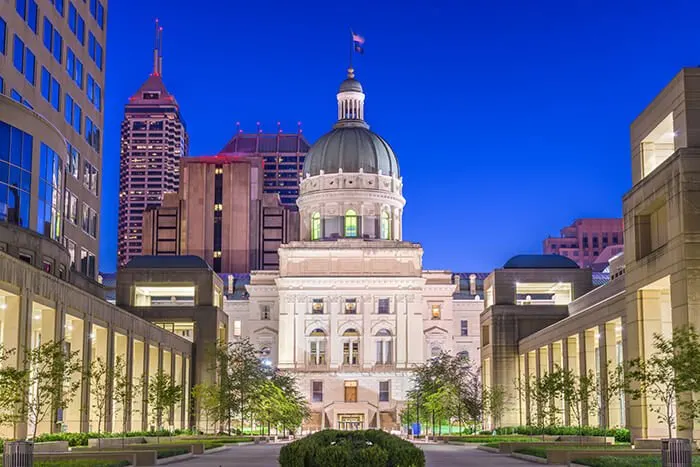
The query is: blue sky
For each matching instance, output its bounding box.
[100,0,700,273]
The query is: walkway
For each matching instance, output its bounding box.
[170,441,552,466]
[421,443,553,466]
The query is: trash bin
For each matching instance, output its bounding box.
[662,438,692,467]
[3,441,33,467]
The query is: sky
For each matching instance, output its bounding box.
[100,0,700,273]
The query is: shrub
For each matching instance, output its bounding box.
[156,448,190,459]
[279,430,424,467]
[35,461,130,467]
[495,426,631,443]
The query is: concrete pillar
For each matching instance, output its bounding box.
[579,330,597,426]
[174,353,183,429]
[133,339,146,431]
[551,341,564,423]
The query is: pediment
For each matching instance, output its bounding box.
[423,325,449,336]
[253,326,278,335]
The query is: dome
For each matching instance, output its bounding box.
[303,126,400,177]
[339,78,363,93]
[503,254,579,269]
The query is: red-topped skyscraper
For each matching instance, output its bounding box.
[117,22,189,268]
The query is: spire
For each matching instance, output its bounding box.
[152,19,164,76]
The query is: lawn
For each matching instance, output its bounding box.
[447,435,535,444]
[514,445,632,459]
[573,456,700,467]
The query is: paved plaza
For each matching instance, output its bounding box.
[171,442,547,466]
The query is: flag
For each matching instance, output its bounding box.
[352,31,365,54]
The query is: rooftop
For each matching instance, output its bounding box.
[503,254,580,269]
[123,255,212,270]
[220,132,311,154]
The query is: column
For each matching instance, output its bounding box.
[395,295,407,368]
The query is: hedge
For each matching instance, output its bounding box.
[32,429,199,447]
[279,430,424,467]
[573,456,700,466]
[495,426,631,443]
[33,462,130,467]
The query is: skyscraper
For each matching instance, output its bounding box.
[543,218,623,269]
[219,127,310,207]
[117,22,188,268]
[0,0,107,279]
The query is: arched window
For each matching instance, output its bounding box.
[376,329,393,364]
[308,330,326,365]
[344,209,358,237]
[342,328,360,365]
[380,211,391,240]
[343,328,360,337]
[310,328,326,337]
[311,212,321,240]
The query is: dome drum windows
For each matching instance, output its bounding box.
[308,209,394,241]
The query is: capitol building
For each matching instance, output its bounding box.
[225,68,483,432]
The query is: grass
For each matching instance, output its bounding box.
[156,448,190,459]
[447,435,534,444]
[34,462,129,467]
[514,445,639,459]
[573,456,700,467]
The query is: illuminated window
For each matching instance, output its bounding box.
[380,211,390,239]
[311,299,324,314]
[431,304,441,320]
[345,298,357,314]
[310,328,326,337]
[344,209,357,237]
[311,212,321,240]
[213,251,222,258]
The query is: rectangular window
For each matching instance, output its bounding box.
[64,94,81,133]
[379,381,390,402]
[81,203,97,237]
[0,17,6,55]
[233,320,241,337]
[63,189,78,224]
[311,381,323,402]
[83,160,98,195]
[88,32,102,70]
[65,238,76,268]
[344,298,357,314]
[460,320,469,336]
[16,0,38,34]
[80,248,95,277]
[377,298,390,314]
[67,144,79,178]
[311,298,324,314]
[343,342,359,365]
[90,0,104,29]
[14,36,35,85]
[85,116,100,152]
[67,3,84,44]
[260,305,270,320]
[25,47,34,85]
[86,73,101,110]
[40,67,61,111]
[431,304,441,319]
[43,17,63,63]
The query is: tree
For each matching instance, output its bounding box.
[0,347,29,436]
[268,370,309,435]
[88,357,111,434]
[627,326,700,439]
[111,356,130,434]
[599,361,625,430]
[529,371,563,428]
[483,384,507,429]
[147,370,182,430]
[559,368,598,434]
[192,383,220,433]
[25,340,82,440]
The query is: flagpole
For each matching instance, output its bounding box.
[348,28,353,72]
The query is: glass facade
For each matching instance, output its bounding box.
[37,143,63,240]
[0,122,32,227]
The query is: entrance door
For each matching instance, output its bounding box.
[338,414,364,430]
[344,381,358,402]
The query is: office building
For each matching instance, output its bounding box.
[543,218,624,269]
[1,0,107,278]
[141,155,300,273]
[482,67,700,441]
[117,23,188,268]
[219,128,310,207]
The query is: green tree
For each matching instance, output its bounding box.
[558,368,598,434]
[147,370,182,430]
[87,357,111,434]
[192,383,220,433]
[269,370,309,435]
[599,361,625,430]
[0,347,28,436]
[483,384,507,429]
[25,340,82,440]
[111,356,130,435]
[627,326,700,439]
